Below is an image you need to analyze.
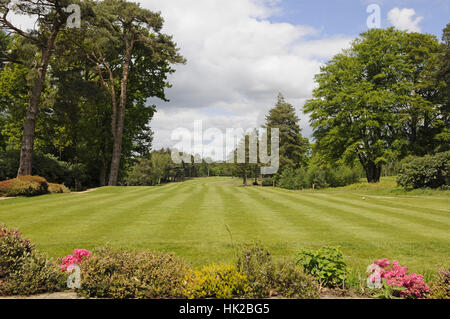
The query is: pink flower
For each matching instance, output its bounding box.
[59,248,92,272]
[368,258,429,298]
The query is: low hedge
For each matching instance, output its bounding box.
[0,175,49,197]
[48,183,70,194]
[185,263,250,299]
[78,247,191,299]
[236,242,320,298]
[0,176,70,197]
[0,224,66,296]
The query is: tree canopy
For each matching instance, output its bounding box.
[304,28,448,183]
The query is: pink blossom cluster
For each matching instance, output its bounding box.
[59,249,92,272]
[373,258,430,298]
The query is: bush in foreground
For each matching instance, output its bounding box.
[427,268,449,299]
[370,259,429,298]
[0,224,66,296]
[185,263,250,299]
[236,242,319,298]
[78,247,190,299]
[297,246,348,288]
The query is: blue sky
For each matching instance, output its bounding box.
[270,0,448,39]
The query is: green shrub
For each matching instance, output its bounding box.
[0,224,66,296]
[304,166,329,189]
[397,151,450,189]
[278,167,305,190]
[273,261,319,299]
[236,242,319,298]
[236,242,275,298]
[185,263,250,299]
[297,246,348,288]
[0,224,34,276]
[0,253,66,296]
[324,166,361,187]
[48,183,70,194]
[0,175,49,197]
[427,268,449,299]
[78,246,191,299]
[262,177,274,187]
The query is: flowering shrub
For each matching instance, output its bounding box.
[185,264,250,299]
[78,247,190,299]
[369,259,429,298]
[0,224,65,296]
[60,249,91,272]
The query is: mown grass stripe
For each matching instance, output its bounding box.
[260,187,449,241]
[307,192,450,231]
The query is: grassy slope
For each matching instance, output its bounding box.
[0,177,448,279]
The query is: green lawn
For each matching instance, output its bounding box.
[0,177,449,279]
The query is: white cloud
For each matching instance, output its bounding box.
[139,0,352,158]
[387,7,423,32]
[6,0,353,160]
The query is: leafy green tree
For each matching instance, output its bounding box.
[435,23,450,152]
[305,28,446,183]
[78,0,184,186]
[0,0,73,176]
[264,94,309,171]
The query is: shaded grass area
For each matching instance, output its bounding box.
[0,177,448,282]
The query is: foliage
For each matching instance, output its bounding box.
[372,280,407,299]
[185,263,250,299]
[305,28,447,183]
[78,246,190,299]
[277,164,361,190]
[297,246,348,288]
[48,183,70,194]
[397,151,450,189]
[0,149,89,190]
[0,224,66,296]
[235,242,275,298]
[262,177,274,187]
[272,260,319,298]
[278,166,305,190]
[0,175,49,197]
[264,93,310,171]
[236,242,319,298]
[427,268,450,299]
[370,259,429,298]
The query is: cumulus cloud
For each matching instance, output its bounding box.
[387,7,423,32]
[6,0,353,160]
[139,0,352,157]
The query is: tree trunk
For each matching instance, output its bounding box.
[243,167,248,186]
[108,36,134,186]
[17,31,58,176]
[99,154,107,186]
[364,161,382,183]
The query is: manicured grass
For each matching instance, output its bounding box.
[0,177,449,279]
